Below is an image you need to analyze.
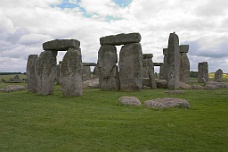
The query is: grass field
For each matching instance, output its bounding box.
[0,84,228,152]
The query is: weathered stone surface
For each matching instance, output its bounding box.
[191,84,204,90]
[119,96,141,106]
[0,85,26,93]
[83,62,97,66]
[27,54,38,93]
[83,65,91,81]
[83,78,99,89]
[163,48,168,81]
[159,64,165,80]
[143,54,153,59]
[119,43,143,91]
[155,79,167,88]
[198,62,208,83]
[204,84,217,90]
[214,69,223,82]
[142,54,157,88]
[100,33,141,45]
[98,45,119,90]
[179,53,190,83]
[179,82,192,89]
[153,62,163,66]
[144,98,190,109]
[180,45,189,53]
[56,61,62,85]
[61,48,83,96]
[167,33,180,89]
[43,39,80,51]
[206,81,228,88]
[36,51,57,95]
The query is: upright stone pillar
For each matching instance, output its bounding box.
[56,61,62,85]
[163,48,168,81]
[36,51,57,95]
[214,69,223,82]
[61,48,83,96]
[83,65,91,81]
[98,45,119,90]
[167,33,180,89]
[179,45,190,83]
[119,43,143,91]
[142,54,157,88]
[198,62,208,83]
[26,54,38,93]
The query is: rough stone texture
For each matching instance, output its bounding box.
[83,65,91,81]
[142,54,157,88]
[155,79,167,88]
[204,84,217,90]
[0,85,26,93]
[83,62,97,66]
[56,61,62,85]
[180,45,189,53]
[191,84,204,90]
[163,48,168,81]
[119,43,143,91]
[198,62,208,83]
[214,69,223,82]
[43,39,80,51]
[27,54,38,93]
[159,64,165,80]
[206,81,228,89]
[98,45,119,90]
[100,33,141,45]
[61,48,83,96]
[144,98,190,109]
[119,96,141,106]
[179,82,192,89]
[179,52,190,83]
[36,51,57,95]
[167,33,180,89]
[83,78,99,88]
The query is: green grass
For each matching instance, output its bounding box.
[0,87,228,152]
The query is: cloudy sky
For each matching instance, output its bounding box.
[0,0,228,73]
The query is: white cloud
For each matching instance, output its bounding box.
[0,0,228,73]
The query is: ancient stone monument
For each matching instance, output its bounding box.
[26,54,38,93]
[36,51,57,95]
[153,62,164,80]
[61,48,83,96]
[167,33,180,89]
[163,48,168,81]
[98,45,119,90]
[83,62,97,81]
[198,62,208,83]
[179,45,190,83]
[142,54,157,88]
[98,33,143,91]
[214,69,223,82]
[28,39,83,96]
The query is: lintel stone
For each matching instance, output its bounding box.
[180,45,189,53]
[83,62,97,66]
[100,33,141,45]
[143,54,153,59]
[153,62,164,66]
[43,39,80,51]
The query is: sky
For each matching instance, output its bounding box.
[0,0,228,73]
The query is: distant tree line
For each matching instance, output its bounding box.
[189,71,198,78]
[0,72,26,75]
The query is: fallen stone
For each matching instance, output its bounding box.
[204,84,217,90]
[155,79,167,88]
[179,82,192,89]
[43,39,80,51]
[119,96,141,106]
[191,84,204,90]
[0,85,26,93]
[83,78,99,88]
[144,98,190,109]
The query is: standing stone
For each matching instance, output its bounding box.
[119,43,143,91]
[214,69,223,82]
[36,51,57,95]
[98,45,119,90]
[83,65,91,81]
[167,33,180,89]
[26,54,38,93]
[163,48,168,81]
[198,62,208,83]
[142,54,157,88]
[159,63,164,79]
[61,48,83,96]
[179,45,190,83]
[56,61,62,84]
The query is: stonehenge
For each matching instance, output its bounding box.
[27,39,83,96]
[214,69,223,82]
[179,45,190,83]
[98,33,143,91]
[167,33,180,89]
[198,62,208,83]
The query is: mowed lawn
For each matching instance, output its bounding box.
[0,87,227,152]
